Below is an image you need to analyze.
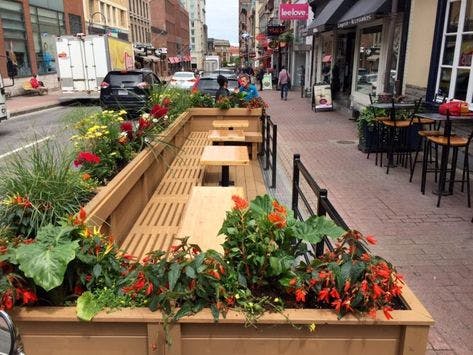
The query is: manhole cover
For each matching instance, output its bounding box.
[336,140,356,145]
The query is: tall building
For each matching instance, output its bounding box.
[129,0,152,44]
[0,0,85,94]
[207,38,231,65]
[150,0,190,76]
[239,0,256,67]
[84,0,129,40]
[180,0,207,69]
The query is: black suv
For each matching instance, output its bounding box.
[100,69,161,116]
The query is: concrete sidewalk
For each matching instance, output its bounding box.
[260,90,473,355]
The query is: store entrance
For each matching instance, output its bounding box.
[334,31,356,108]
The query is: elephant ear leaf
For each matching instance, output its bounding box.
[294,216,345,244]
[249,195,273,216]
[15,224,79,291]
[77,291,103,321]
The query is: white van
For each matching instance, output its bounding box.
[0,75,10,121]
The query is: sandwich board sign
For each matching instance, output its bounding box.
[312,84,333,111]
[262,74,272,90]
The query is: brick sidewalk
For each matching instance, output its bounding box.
[6,90,63,116]
[260,90,473,355]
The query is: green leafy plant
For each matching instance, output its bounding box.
[0,140,95,238]
[190,91,215,108]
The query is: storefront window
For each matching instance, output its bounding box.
[30,6,66,74]
[437,0,473,101]
[356,26,382,95]
[0,0,31,77]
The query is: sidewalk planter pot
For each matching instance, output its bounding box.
[13,283,432,355]
[11,107,433,355]
[358,122,421,154]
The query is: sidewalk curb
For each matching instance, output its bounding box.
[9,103,63,118]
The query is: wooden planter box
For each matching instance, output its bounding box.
[11,107,433,355]
[12,283,433,355]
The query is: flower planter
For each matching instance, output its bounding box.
[358,122,421,154]
[12,282,432,355]
[10,107,433,355]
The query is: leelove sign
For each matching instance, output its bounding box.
[279,3,309,21]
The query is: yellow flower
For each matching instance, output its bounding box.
[308,323,316,332]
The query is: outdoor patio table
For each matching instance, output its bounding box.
[176,186,244,252]
[208,129,246,142]
[200,145,249,186]
[212,120,249,130]
[415,112,473,196]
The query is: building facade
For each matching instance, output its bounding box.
[84,0,129,40]
[129,0,151,44]
[207,38,230,65]
[150,0,190,76]
[239,0,256,67]
[0,0,85,94]
[180,0,206,69]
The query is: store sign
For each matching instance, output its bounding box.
[267,25,286,36]
[338,14,374,29]
[312,84,333,111]
[279,3,309,21]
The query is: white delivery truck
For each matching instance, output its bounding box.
[203,55,220,73]
[56,35,134,93]
[0,76,9,121]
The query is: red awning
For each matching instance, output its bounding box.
[168,57,180,64]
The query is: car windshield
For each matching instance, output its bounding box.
[109,74,142,87]
[173,72,194,79]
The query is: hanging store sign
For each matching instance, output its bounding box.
[279,3,309,21]
[267,25,286,36]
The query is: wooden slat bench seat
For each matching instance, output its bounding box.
[212,120,249,129]
[176,186,244,252]
[244,131,263,159]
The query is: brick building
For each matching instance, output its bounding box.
[150,0,190,76]
[0,0,85,95]
[84,0,129,40]
[129,0,151,44]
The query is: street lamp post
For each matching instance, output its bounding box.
[88,11,108,35]
[241,32,251,68]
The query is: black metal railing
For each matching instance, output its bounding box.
[292,154,351,258]
[260,114,277,188]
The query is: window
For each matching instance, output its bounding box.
[89,0,94,17]
[0,0,31,76]
[30,5,66,74]
[356,26,382,95]
[69,14,82,35]
[437,0,473,102]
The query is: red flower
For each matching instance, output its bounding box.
[120,121,133,132]
[85,274,93,282]
[188,279,197,290]
[361,280,369,294]
[344,280,351,293]
[2,291,14,310]
[383,306,394,320]
[360,253,371,262]
[74,285,84,296]
[145,283,154,296]
[289,278,297,287]
[272,200,286,215]
[309,278,318,287]
[295,288,306,303]
[232,195,248,210]
[74,151,100,167]
[331,298,342,312]
[225,296,236,306]
[73,207,87,225]
[162,97,172,107]
[330,288,340,299]
[268,212,286,228]
[372,283,385,300]
[317,287,331,303]
[150,104,168,118]
[368,308,377,319]
[342,298,353,312]
[139,117,151,130]
[208,269,221,280]
[366,235,377,245]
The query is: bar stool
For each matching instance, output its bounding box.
[422,117,473,207]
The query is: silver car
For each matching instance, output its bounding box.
[169,71,197,90]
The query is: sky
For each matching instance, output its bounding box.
[206,0,239,45]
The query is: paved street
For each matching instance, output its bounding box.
[260,89,473,355]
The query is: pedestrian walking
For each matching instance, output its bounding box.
[256,67,265,91]
[278,66,291,101]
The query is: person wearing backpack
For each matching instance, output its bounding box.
[278,66,291,101]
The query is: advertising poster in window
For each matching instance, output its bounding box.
[40,34,57,73]
[312,84,333,111]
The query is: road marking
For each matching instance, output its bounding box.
[0,136,53,160]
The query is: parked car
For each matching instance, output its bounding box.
[169,71,197,89]
[209,69,237,79]
[99,69,161,117]
[193,76,239,96]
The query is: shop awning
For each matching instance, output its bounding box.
[308,0,355,33]
[338,0,392,29]
[168,57,181,64]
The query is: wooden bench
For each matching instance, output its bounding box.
[176,186,244,252]
[244,131,263,159]
[22,81,48,95]
[208,129,246,143]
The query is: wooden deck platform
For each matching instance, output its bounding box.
[120,131,267,260]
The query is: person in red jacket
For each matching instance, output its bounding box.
[30,74,41,89]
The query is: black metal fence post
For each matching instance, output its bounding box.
[292,154,300,213]
[271,124,277,188]
[265,118,270,170]
[259,114,266,156]
[315,189,328,257]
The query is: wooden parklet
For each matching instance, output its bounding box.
[12,108,433,355]
[200,145,249,186]
[177,186,244,252]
